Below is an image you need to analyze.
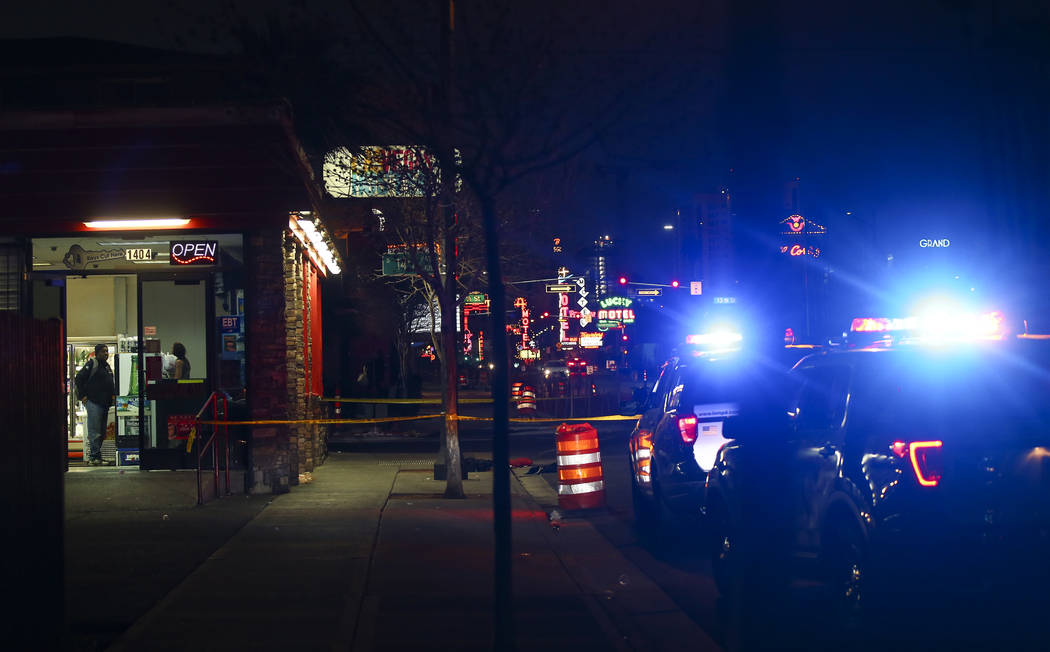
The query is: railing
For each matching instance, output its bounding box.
[195,391,231,506]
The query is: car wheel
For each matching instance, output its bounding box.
[630,466,661,534]
[824,519,867,632]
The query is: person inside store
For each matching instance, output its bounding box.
[171,342,191,379]
[75,343,115,466]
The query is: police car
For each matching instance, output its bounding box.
[705,310,1050,627]
[628,330,815,537]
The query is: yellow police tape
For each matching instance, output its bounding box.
[320,397,495,404]
[320,396,580,404]
[197,413,640,426]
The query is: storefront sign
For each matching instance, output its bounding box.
[220,316,241,333]
[61,244,125,270]
[167,415,196,440]
[170,241,218,265]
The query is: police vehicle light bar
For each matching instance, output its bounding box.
[850,311,1004,341]
[685,332,743,346]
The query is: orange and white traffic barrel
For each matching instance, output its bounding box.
[555,422,605,510]
[511,382,524,401]
[517,385,537,415]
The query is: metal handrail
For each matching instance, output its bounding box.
[195,391,231,506]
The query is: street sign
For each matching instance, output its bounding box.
[635,288,662,297]
[577,297,588,308]
[546,284,573,293]
[690,281,703,295]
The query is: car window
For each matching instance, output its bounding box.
[666,367,685,413]
[792,364,851,431]
[646,364,673,412]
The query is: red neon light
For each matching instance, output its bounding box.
[678,415,698,444]
[908,440,943,487]
[891,441,908,458]
[172,255,214,265]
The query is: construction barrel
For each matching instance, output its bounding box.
[555,422,605,510]
[517,385,537,415]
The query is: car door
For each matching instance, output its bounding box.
[629,362,675,495]
[651,364,692,507]
[789,362,852,552]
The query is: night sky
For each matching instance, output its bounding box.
[4,0,1048,318]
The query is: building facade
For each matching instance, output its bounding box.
[0,105,340,493]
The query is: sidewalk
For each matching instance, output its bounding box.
[66,453,720,651]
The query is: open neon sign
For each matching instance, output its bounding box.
[170,241,218,265]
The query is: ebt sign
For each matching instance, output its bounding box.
[919,238,951,248]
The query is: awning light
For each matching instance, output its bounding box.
[84,218,191,229]
[291,215,341,275]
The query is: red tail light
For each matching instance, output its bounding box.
[891,440,943,487]
[678,415,698,444]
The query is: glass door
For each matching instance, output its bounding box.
[137,275,212,470]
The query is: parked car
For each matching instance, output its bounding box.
[706,329,1050,631]
[628,338,810,537]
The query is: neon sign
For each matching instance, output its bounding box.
[169,241,217,265]
[596,308,636,322]
[781,244,821,258]
[779,214,826,236]
[599,296,633,308]
[579,332,604,349]
[515,297,530,351]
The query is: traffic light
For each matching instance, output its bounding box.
[621,334,629,341]
[618,276,628,285]
[671,280,680,288]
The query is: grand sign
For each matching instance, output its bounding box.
[919,238,950,248]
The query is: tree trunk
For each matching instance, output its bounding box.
[441,204,464,499]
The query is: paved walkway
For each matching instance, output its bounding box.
[65,453,720,651]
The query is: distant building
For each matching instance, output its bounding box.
[698,185,735,297]
[590,234,614,300]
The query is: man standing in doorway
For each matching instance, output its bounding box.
[76,343,115,466]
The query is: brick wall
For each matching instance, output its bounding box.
[246,231,291,493]
[283,235,326,482]
[246,230,329,494]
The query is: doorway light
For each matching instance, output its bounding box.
[84,218,191,229]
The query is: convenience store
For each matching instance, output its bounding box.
[2,105,339,492]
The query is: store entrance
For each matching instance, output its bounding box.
[61,274,212,469]
[138,277,211,470]
[64,274,139,467]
